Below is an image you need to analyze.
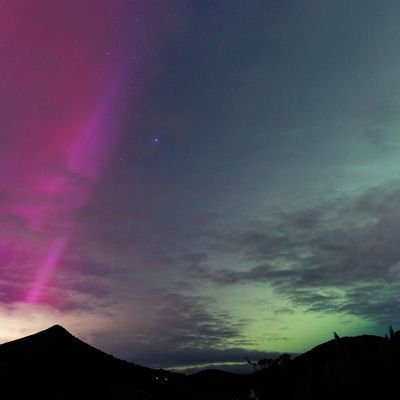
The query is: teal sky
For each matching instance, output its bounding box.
[1,0,400,372]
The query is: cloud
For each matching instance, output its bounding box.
[196,181,400,327]
[101,289,248,360]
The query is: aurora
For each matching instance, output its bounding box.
[0,0,400,373]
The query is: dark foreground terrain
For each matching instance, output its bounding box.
[0,325,400,399]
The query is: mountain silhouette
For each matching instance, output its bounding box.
[1,326,399,399]
[0,325,186,399]
[253,333,400,399]
[0,325,243,399]
[292,334,386,371]
[0,324,133,367]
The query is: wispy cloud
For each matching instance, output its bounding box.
[194,181,400,327]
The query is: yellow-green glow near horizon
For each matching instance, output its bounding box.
[203,283,375,354]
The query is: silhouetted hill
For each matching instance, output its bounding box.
[0,325,242,399]
[0,325,187,399]
[292,334,385,370]
[2,326,400,399]
[0,325,135,368]
[253,333,400,399]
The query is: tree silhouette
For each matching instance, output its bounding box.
[246,354,292,372]
[333,332,340,340]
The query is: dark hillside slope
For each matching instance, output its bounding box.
[2,325,400,399]
[0,325,182,399]
[0,325,247,399]
[254,334,400,399]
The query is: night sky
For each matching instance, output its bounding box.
[1,0,400,372]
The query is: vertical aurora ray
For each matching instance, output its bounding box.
[25,69,127,304]
[0,1,142,305]
[26,237,67,304]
